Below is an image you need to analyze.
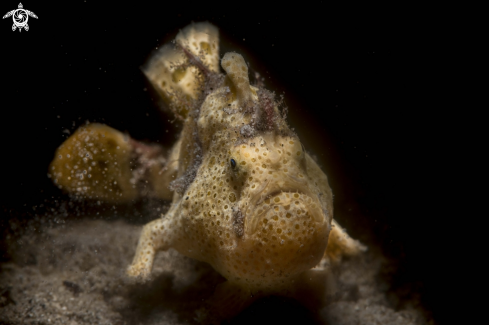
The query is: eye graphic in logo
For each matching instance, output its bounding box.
[3,3,38,32]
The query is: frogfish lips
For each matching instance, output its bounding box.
[240,190,330,280]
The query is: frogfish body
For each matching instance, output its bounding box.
[48,22,366,319]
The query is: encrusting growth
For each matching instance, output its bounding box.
[48,22,366,321]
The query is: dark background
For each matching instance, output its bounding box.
[1,2,449,324]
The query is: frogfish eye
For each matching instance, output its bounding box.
[230,158,236,169]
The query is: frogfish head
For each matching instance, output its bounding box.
[189,52,332,289]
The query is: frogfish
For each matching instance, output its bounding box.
[48,22,366,320]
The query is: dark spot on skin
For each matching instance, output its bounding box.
[109,182,122,193]
[97,161,107,169]
[106,139,117,149]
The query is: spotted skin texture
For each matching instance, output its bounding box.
[48,124,137,202]
[49,124,179,202]
[49,22,366,321]
[126,23,367,318]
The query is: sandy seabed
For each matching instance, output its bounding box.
[0,218,429,325]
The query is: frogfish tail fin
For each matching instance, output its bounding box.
[142,22,219,119]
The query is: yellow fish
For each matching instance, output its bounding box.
[49,22,366,320]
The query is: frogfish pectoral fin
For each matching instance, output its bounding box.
[324,219,367,263]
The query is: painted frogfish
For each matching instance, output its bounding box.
[49,22,366,320]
